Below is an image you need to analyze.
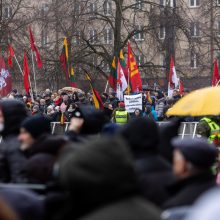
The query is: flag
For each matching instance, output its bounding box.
[8,45,14,67]
[168,56,179,97]
[0,56,12,97]
[116,59,128,100]
[179,79,184,95]
[60,37,77,87]
[70,67,77,87]
[23,51,30,94]
[86,73,104,109]
[108,56,117,90]
[29,27,43,69]
[212,59,220,86]
[127,41,142,92]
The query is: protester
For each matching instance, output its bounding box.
[120,118,175,207]
[163,137,217,209]
[112,102,129,124]
[56,137,161,220]
[0,99,28,183]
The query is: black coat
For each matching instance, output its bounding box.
[135,154,175,207]
[78,196,161,220]
[0,136,27,183]
[163,170,216,209]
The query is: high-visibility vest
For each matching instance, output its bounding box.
[115,111,128,124]
[202,117,220,145]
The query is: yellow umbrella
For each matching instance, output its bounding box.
[166,86,220,116]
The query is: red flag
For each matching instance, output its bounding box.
[127,41,142,92]
[212,59,220,86]
[23,51,30,94]
[0,56,12,97]
[29,27,43,69]
[8,45,14,67]
[179,79,184,95]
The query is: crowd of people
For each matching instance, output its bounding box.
[5,86,191,123]
[0,86,219,220]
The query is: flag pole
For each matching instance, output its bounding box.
[14,55,23,76]
[31,51,38,97]
[104,80,109,93]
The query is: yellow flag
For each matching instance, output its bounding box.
[63,37,69,60]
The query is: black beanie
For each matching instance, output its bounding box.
[21,116,51,139]
[0,99,28,138]
[120,117,159,155]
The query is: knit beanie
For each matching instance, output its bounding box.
[21,115,51,139]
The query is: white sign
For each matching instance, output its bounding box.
[124,94,142,113]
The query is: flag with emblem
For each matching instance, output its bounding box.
[127,41,142,92]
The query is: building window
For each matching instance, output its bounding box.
[89,29,98,44]
[134,25,144,41]
[190,22,200,37]
[190,52,198,68]
[160,0,174,7]
[104,0,112,15]
[136,55,145,66]
[89,2,97,14]
[74,31,82,45]
[42,3,49,16]
[159,26,166,39]
[74,3,81,16]
[3,6,12,19]
[42,29,48,47]
[189,0,200,7]
[104,28,113,44]
[160,54,166,67]
[134,0,143,10]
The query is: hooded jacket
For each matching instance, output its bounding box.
[57,137,161,220]
[0,100,28,183]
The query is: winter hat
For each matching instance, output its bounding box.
[21,115,51,139]
[101,122,120,136]
[0,99,28,138]
[59,137,137,212]
[172,137,218,168]
[119,102,125,108]
[120,117,159,154]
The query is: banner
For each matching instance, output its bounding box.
[0,56,12,97]
[124,94,142,113]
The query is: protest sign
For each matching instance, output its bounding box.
[124,94,142,113]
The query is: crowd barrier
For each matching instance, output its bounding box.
[51,121,199,138]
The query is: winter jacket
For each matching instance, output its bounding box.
[163,170,216,209]
[155,97,166,120]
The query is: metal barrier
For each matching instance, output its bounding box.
[158,122,199,139]
[51,121,199,138]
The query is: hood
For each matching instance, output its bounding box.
[0,99,28,138]
[59,137,137,217]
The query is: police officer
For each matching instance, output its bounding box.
[197,116,220,147]
[112,102,129,125]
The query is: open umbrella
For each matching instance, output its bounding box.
[166,86,220,116]
[61,87,84,94]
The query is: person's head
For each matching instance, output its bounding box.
[23,96,27,103]
[78,93,85,102]
[118,102,125,109]
[32,105,39,113]
[62,94,69,102]
[58,137,137,210]
[172,137,217,179]
[134,109,141,117]
[120,117,159,156]
[40,99,45,106]
[172,89,180,98]
[47,106,54,114]
[18,116,51,151]
[0,100,28,138]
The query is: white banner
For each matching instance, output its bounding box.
[124,94,142,113]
